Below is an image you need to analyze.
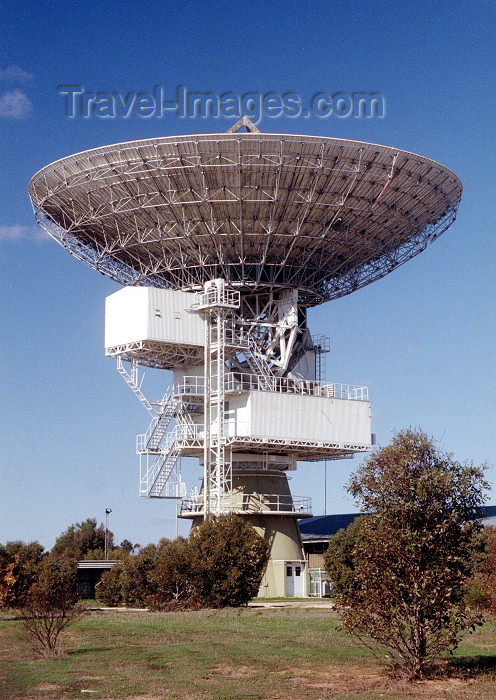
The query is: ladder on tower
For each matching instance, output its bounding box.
[192,279,238,516]
[203,306,231,515]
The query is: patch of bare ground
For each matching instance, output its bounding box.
[212,663,256,678]
[265,660,495,699]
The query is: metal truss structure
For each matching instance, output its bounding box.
[110,340,204,370]
[29,130,462,307]
[194,280,240,515]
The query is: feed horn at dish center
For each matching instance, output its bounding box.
[29,119,462,596]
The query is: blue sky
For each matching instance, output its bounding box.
[1,0,495,550]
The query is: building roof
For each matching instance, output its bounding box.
[482,517,496,527]
[481,505,496,526]
[300,505,496,542]
[76,560,121,569]
[299,513,363,541]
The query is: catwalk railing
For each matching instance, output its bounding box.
[176,372,368,401]
[179,493,312,517]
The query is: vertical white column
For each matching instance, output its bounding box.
[203,308,212,517]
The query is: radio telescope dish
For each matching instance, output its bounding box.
[29,130,462,306]
[29,123,462,598]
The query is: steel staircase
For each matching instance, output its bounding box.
[116,357,154,415]
[140,429,185,499]
[136,391,180,453]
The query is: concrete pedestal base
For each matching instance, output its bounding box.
[182,467,309,597]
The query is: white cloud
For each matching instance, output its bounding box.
[0,89,32,118]
[0,65,33,83]
[0,225,47,242]
[0,225,27,240]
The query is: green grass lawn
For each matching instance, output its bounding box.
[1,606,495,699]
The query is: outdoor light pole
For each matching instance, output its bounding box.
[105,508,112,560]
[324,462,327,515]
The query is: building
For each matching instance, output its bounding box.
[76,560,120,598]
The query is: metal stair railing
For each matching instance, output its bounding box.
[148,450,181,497]
[141,427,183,498]
[245,336,276,391]
[225,316,250,348]
[137,391,180,453]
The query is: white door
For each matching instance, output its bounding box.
[285,564,304,597]
[286,565,294,597]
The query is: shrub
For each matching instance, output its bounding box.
[0,541,43,608]
[148,537,198,610]
[0,541,44,608]
[189,513,270,608]
[96,516,269,610]
[17,557,86,657]
[96,543,173,608]
[470,526,496,615]
[96,565,125,606]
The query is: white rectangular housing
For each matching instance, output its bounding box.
[105,286,204,350]
[228,391,371,448]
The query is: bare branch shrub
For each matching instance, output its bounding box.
[17,557,86,657]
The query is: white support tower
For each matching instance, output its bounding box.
[194,280,240,516]
[102,281,373,596]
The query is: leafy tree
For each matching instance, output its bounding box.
[97,539,195,609]
[148,537,199,610]
[120,539,140,554]
[17,556,86,657]
[97,517,269,610]
[97,543,157,607]
[96,564,126,606]
[82,546,129,561]
[324,428,488,679]
[51,518,112,559]
[189,513,270,608]
[117,547,158,607]
[470,526,496,615]
[0,541,44,608]
[322,515,366,598]
[123,543,165,606]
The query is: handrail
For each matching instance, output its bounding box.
[175,373,368,401]
[136,390,177,452]
[179,493,312,516]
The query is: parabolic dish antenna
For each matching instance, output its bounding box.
[29,122,462,597]
[29,129,462,306]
